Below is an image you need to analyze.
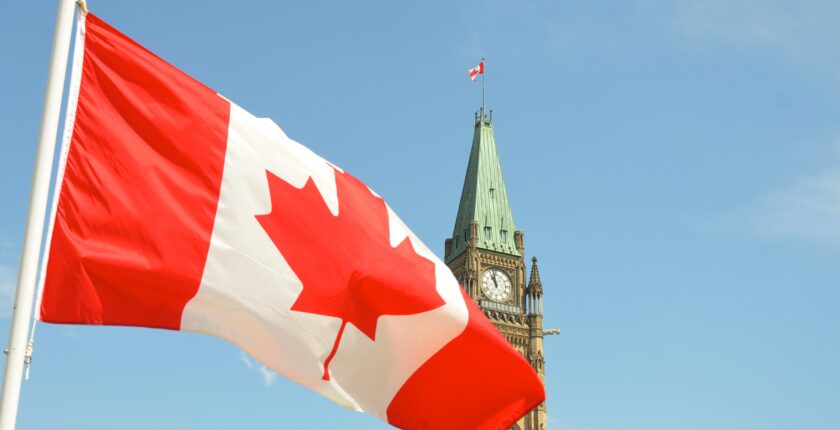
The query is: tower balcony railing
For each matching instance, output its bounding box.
[479,300,521,315]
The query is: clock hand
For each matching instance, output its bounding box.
[492,273,499,289]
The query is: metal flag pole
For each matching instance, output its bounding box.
[0,0,78,428]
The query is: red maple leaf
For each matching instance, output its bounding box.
[256,168,445,381]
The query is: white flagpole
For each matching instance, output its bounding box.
[0,0,78,428]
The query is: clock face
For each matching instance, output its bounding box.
[481,269,512,302]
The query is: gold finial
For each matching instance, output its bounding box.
[77,0,88,13]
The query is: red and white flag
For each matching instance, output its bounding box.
[38,12,544,429]
[469,60,484,81]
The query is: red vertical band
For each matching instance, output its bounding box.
[39,14,230,330]
[387,289,545,429]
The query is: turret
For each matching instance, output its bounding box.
[526,256,546,428]
[527,256,543,316]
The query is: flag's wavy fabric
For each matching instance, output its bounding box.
[38,12,544,429]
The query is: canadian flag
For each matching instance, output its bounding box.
[37,11,544,430]
[469,60,485,81]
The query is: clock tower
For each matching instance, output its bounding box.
[444,107,547,430]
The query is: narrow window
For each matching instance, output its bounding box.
[464,230,468,242]
[500,229,508,242]
[489,188,495,198]
[484,226,492,240]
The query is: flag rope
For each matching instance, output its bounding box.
[23,326,34,381]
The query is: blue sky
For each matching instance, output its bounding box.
[2,1,839,429]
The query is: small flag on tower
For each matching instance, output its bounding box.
[469,59,485,81]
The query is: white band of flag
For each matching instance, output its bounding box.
[469,60,485,81]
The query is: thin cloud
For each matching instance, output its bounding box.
[0,263,17,318]
[238,350,277,387]
[239,350,254,369]
[0,244,15,260]
[732,170,840,244]
[669,0,840,63]
[0,235,18,317]
[258,365,277,386]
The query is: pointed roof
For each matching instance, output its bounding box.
[447,109,518,262]
[529,256,542,290]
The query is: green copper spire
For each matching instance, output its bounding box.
[447,109,519,262]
